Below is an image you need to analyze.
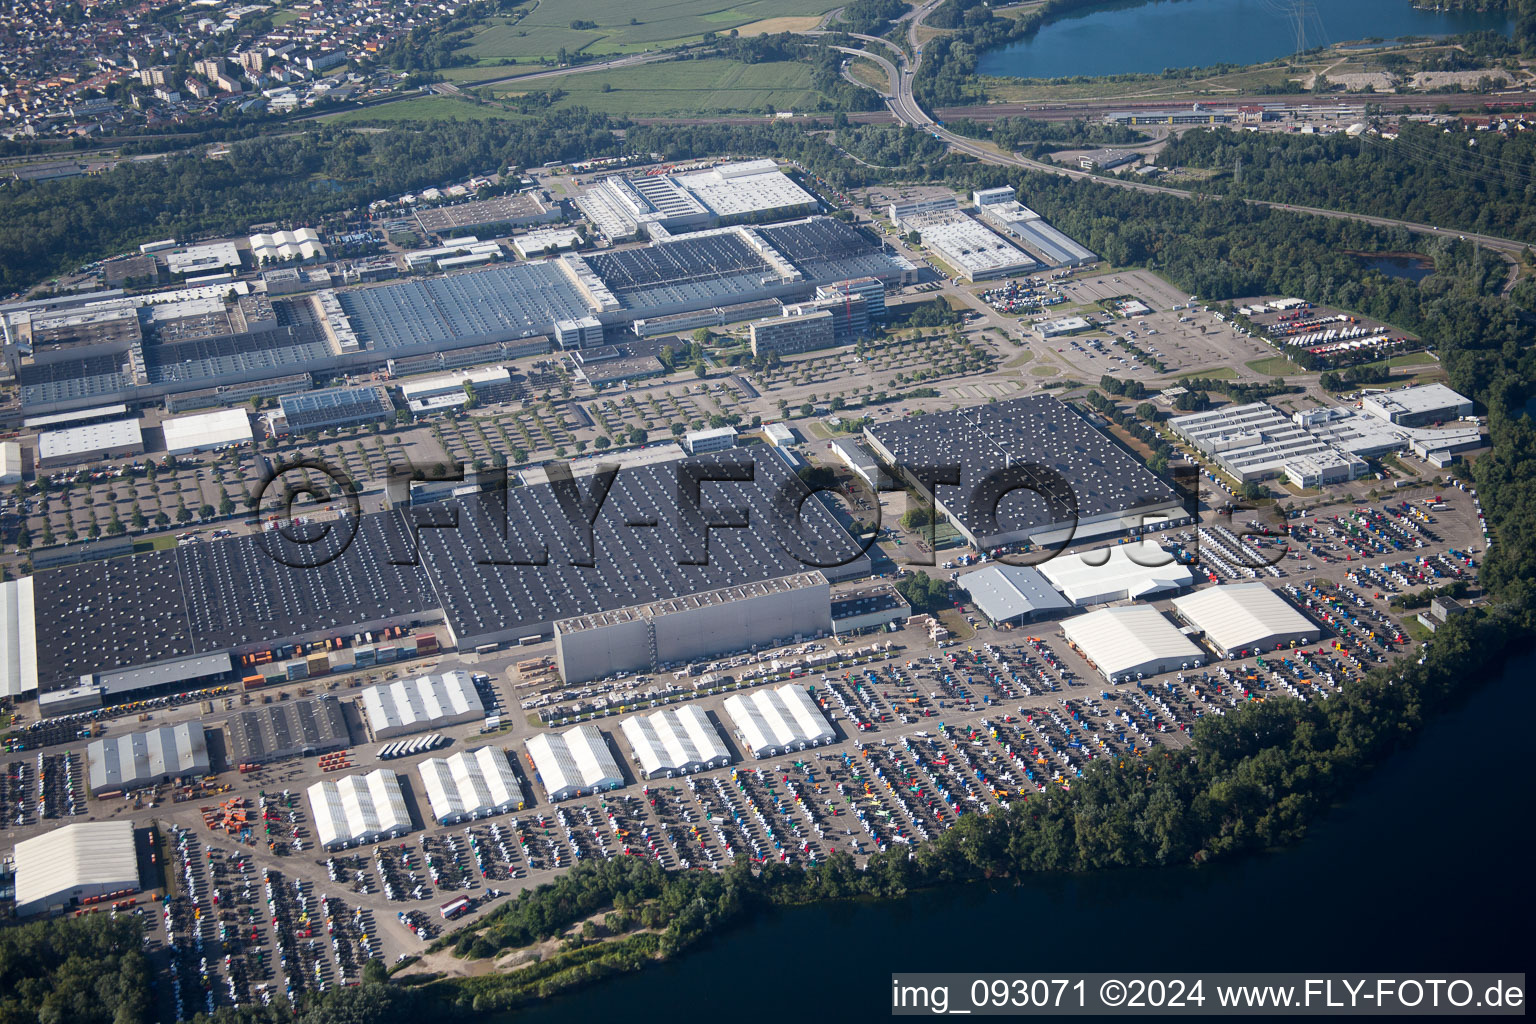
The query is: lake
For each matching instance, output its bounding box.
[977,0,1515,81]
[502,648,1534,1023]
[1361,254,1436,282]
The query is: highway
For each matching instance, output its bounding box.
[821,0,1532,261]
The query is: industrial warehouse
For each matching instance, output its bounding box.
[0,444,870,700]
[553,573,832,685]
[865,395,1188,550]
[308,768,413,850]
[1171,583,1322,659]
[723,684,836,759]
[619,705,733,779]
[1037,540,1196,606]
[525,724,625,802]
[86,722,209,794]
[227,696,350,765]
[417,747,527,825]
[1060,605,1205,684]
[7,214,914,418]
[361,670,485,741]
[958,563,1073,625]
[11,820,140,917]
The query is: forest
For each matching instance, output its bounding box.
[1156,122,1536,245]
[0,113,620,297]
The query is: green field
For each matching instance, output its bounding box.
[1171,366,1238,381]
[1246,355,1303,376]
[494,58,822,116]
[318,96,529,124]
[459,0,840,63]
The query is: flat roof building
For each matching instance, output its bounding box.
[1061,604,1204,683]
[525,724,625,802]
[37,418,144,466]
[13,820,139,916]
[161,407,253,455]
[512,227,583,258]
[554,572,832,685]
[578,160,816,240]
[683,425,738,455]
[865,395,1186,550]
[888,195,958,224]
[87,722,209,794]
[361,670,485,741]
[1171,582,1321,659]
[397,365,514,415]
[899,209,1037,281]
[750,309,837,357]
[620,705,732,779]
[723,683,835,759]
[309,768,413,850]
[418,747,527,824]
[1038,316,1093,338]
[414,193,560,236]
[270,386,393,436]
[164,241,241,276]
[1360,383,1473,427]
[958,563,1073,625]
[1170,402,1366,486]
[1038,540,1194,606]
[830,584,911,634]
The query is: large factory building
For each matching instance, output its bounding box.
[553,572,831,684]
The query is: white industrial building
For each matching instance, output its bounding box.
[554,572,831,685]
[397,365,513,415]
[249,228,326,264]
[37,418,144,466]
[0,577,38,699]
[1061,605,1204,684]
[683,425,738,454]
[1170,402,1366,486]
[87,722,209,794]
[308,768,413,850]
[164,240,242,276]
[1038,541,1195,606]
[512,226,583,258]
[525,724,625,802]
[620,705,733,779]
[973,195,1097,266]
[160,408,254,455]
[0,441,22,484]
[418,747,527,824]
[1172,582,1321,659]
[577,160,817,239]
[361,670,485,741]
[897,208,1036,281]
[12,820,139,916]
[1038,316,1093,338]
[1360,383,1472,427]
[723,684,835,759]
[959,563,1073,626]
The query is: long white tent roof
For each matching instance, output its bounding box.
[620,705,732,776]
[1061,605,1203,681]
[418,747,526,823]
[361,670,484,736]
[723,684,834,757]
[307,769,411,847]
[160,407,253,453]
[14,820,137,911]
[0,577,38,699]
[1038,540,1194,605]
[1172,582,1317,656]
[525,724,623,798]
